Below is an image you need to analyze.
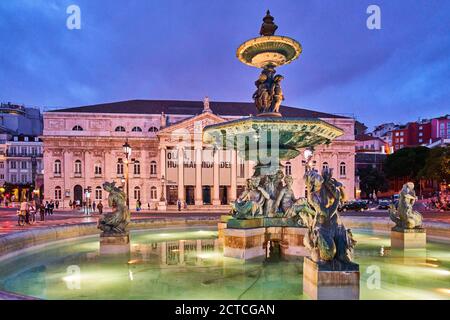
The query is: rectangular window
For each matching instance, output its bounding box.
[21,161,27,169]
[21,147,27,155]
[0,174,4,179]
[11,174,17,183]
[400,132,404,136]
[21,174,27,183]
[0,162,3,169]
[419,132,423,137]
[10,161,17,169]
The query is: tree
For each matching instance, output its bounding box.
[384,146,430,183]
[419,147,450,183]
[357,166,388,198]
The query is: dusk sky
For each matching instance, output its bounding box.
[1,0,449,129]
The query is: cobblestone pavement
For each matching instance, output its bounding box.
[0,207,448,236]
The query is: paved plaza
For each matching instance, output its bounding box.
[1,206,448,236]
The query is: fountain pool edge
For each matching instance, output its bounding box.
[0,216,448,300]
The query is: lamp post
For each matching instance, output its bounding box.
[123,140,132,209]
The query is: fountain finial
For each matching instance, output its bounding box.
[260,10,278,36]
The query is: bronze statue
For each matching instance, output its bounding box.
[275,175,305,218]
[97,181,130,234]
[252,70,285,114]
[231,176,270,219]
[389,182,423,230]
[253,73,271,112]
[270,75,284,113]
[299,167,357,269]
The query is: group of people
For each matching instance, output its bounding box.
[68,199,104,214]
[17,199,58,224]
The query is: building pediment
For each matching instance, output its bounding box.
[158,112,227,138]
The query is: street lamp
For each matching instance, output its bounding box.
[122,140,132,209]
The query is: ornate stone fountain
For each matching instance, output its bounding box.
[203,10,360,299]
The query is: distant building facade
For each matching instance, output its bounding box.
[42,99,356,209]
[0,103,43,136]
[0,103,44,202]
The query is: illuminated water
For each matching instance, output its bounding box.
[0,227,448,300]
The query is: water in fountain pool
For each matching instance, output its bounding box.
[0,228,448,300]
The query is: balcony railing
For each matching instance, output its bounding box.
[6,152,43,158]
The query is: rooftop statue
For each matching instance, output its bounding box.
[97,181,130,234]
[389,182,423,230]
[299,165,357,270]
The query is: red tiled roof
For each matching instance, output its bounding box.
[356,133,384,142]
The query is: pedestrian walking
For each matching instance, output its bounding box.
[92,201,96,213]
[55,200,59,209]
[97,201,103,215]
[136,199,141,212]
[49,200,54,215]
[39,202,45,221]
[20,201,29,223]
[177,199,182,211]
[69,200,72,209]
[44,201,49,215]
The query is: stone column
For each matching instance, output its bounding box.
[195,147,203,205]
[159,146,166,180]
[230,150,237,202]
[332,152,339,175]
[63,151,71,207]
[212,149,221,205]
[158,146,167,211]
[177,146,185,201]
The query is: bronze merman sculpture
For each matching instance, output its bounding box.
[389,182,423,230]
[299,166,357,270]
[97,181,130,234]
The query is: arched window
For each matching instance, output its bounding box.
[134,186,141,200]
[117,159,124,175]
[95,186,102,200]
[54,186,62,200]
[285,162,292,176]
[148,126,159,132]
[150,186,157,199]
[322,162,329,171]
[72,125,83,131]
[74,160,82,175]
[115,126,126,132]
[134,160,141,175]
[94,162,102,175]
[150,161,157,175]
[340,162,346,176]
[54,160,61,175]
[131,126,142,132]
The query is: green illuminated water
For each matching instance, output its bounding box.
[0,227,448,300]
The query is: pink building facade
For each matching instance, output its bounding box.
[42,100,356,210]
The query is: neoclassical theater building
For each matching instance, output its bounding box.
[42,99,355,210]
